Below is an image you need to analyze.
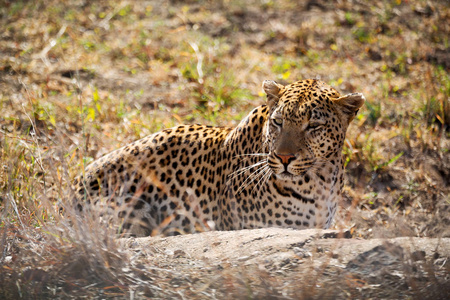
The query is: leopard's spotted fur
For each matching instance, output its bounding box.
[72,79,365,236]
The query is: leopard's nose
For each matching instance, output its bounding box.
[274,152,296,166]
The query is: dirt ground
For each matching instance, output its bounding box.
[0,0,449,298]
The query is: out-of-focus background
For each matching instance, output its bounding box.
[1,0,449,298]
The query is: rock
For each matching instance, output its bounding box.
[119,228,450,298]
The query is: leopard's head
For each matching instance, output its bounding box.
[262,79,365,180]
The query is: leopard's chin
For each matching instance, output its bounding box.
[275,171,305,181]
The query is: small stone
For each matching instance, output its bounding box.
[411,250,426,261]
[174,249,187,258]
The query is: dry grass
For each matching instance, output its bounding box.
[1,0,449,298]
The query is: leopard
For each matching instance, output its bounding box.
[71,79,365,236]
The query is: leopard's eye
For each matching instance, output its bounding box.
[271,117,283,127]
[307,121,325,131]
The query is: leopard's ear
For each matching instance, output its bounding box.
[263,80,284,108]
[333,93,365,123]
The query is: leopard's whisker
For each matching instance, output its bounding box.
[310,158,332,173]
[264,169,273,185]
[259,169,273,193]
[251,165,271,194]
[236,163,269,194]
[227,159,267,180]
[233,153,268,158]
[235,164,267,191]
